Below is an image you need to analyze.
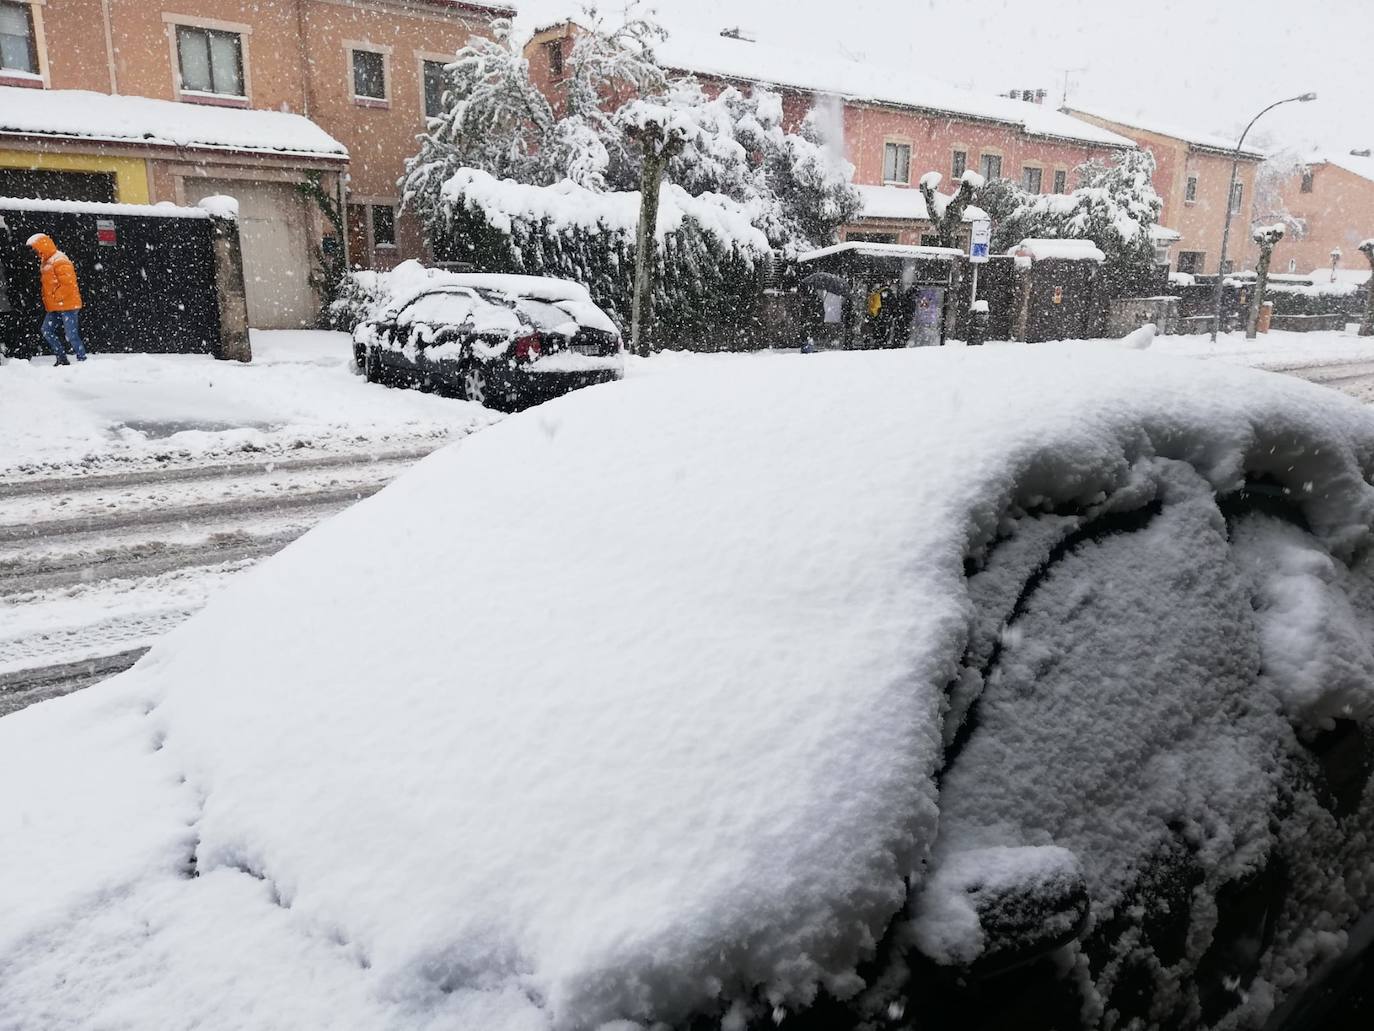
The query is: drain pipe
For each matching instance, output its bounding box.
[100,0,118,93]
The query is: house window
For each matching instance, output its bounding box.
[352,48,386,101]
[1053,169,1067,194]
[1185,175,1198,203]
[1229,181,1243,214]
[422,60,448,118]
[1287,258,1298,273]
[847,232,898,244]
[176,25,244,96]
[883,142,911,184]
[1022,167,1042,193]
[544,39,564,78]
[919,233,942,247]
[1300,168,1314,193]
[951,150,966,179]
[1177,251,1204,275]
[372,204,396,248]
[0,1,38,75]
[980,153,1002,180]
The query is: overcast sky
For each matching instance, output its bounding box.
[517,0,1371,156]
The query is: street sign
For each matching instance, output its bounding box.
[96,219,117,247]
[969,218,992,263]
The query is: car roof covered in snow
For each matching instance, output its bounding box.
[0,86,347,159]
[4,348,1374,1028]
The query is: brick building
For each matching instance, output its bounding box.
[528,24,1136,247]
[1261,150,1374,282]
[0,0,511,327]
[1066,107,1264,277]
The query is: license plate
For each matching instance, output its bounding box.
[571,343,600,355]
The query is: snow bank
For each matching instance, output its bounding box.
[196,195,240,221]
[0,331,493,477]
[0,86,346,158]
[4,348,1374,1027]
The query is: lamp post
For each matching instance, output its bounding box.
[1210,92,1317,341]
[1330,247,1342,283]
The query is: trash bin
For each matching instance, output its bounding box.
[1258,300,1274,334]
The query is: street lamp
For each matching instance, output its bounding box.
[1210,92,1317,341]
[1330,247,1342,283]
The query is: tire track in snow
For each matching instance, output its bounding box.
[0,447,441,715]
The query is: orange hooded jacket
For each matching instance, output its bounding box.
[27,234,83,313]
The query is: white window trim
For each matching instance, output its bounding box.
[347,40,393,105]
[0,0,51,88]
[415,50,453,123]
[882,138,913,186]
[164,13,252,103]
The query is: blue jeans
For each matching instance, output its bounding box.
[42,310,87,362]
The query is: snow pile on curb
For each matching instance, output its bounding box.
[0,331,494,477]
[3,348,1374,1028]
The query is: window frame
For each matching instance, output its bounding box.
[951,149,967,180]
[163,14,251,106]
[1184,174,1198,204]
[0,0,41,82]
[419,55,451,121]
[544,39,565,79]
[1177,250,1205,275]
[979,152,1003,181]
[1300,168,1314,193]
[882,140,913,185]
[175,25,245,99]
[371,203,397,250]
[1022,165,1043,194]
[1229,181,1244,214]
[347,42,391,107]
[1052,169,1067,194]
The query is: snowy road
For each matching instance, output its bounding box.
[1278,360,1374,403]
[0,446,437,716]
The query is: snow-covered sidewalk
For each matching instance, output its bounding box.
[1150,327,1373,371]
[0,330,496,478]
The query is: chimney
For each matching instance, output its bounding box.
[1035,89,1047,105]
[720,27,756,41]
[1352,148,1372,158]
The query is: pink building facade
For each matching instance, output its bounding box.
[527,24,1136,247]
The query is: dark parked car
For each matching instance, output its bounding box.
[353,274,624,410]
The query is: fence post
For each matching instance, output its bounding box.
[208,215,251,362]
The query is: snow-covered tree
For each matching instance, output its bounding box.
[916,169,985,248]
[1247,223,1285,338]
[1360,239,1374,337]
[1252,148,1308,240]
[985,150,1163,271]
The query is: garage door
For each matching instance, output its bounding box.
[184,179,316,330]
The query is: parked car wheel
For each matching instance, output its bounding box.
[363,347,385,386]
[461,360,493,408]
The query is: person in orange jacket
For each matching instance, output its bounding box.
[27,233,87,365]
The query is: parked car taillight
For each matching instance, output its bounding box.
[513,332,542,362]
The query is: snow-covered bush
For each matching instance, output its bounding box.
[983,150,1163,274]
[430,170,772,349]
[400,6,860,348]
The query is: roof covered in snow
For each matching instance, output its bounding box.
[653,31,1136,147]
[798,240,964,262]
[0,87,347,159]
[532,20,1134,149]
[1010,238,1107,262]
[1309,150,1374,184]
[854,183,989,223]
[1065,104,1266,159]
[6,347,1374,1027]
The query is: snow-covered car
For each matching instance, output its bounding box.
[352,273,623,411]
[4,347,1374,1030]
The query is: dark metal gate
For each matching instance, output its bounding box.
[0,201,223,359]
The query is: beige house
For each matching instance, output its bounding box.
[1261,150,1374,281]
[1067,107,1264,277]
[0,0,511,327]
